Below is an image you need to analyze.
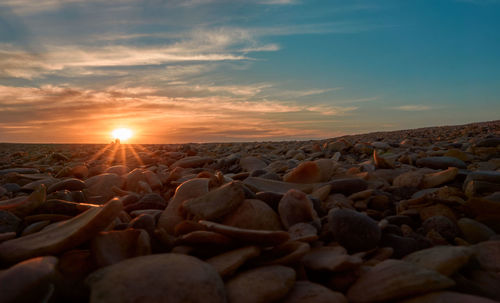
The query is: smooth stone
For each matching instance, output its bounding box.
[422,215,461,241]
[243,177,314,194]
[207,246,261,277]
[400,291,499,303]
[86,253,226,303]
[0,210,22,233]
[21,178,58,191]
[84,173,123,203]
[254,240,310,266]
[0,185,46,217]
[36,199,92,216]
[225,265,296,303]
[128,213,155,235]
[70,164,89,178]
[2,183,21,193]
[403,245,474,276]
[282,281,347,303]
[458,218,496,244]
[283,159,335,184]
[302,246,362,272]
[240,156,267,172]
[183,181,245,221]
[288,222,318,242]
[473,240,500,272]
[380,233,422,258]
[416,156,466,169]
[170,156,213,169]
[463,170,500,188]
[21,220,51,236]
[278,189,319,230]
[157,178,210,234]
[199,220,290,246]
[90,229,151,267]
[0,198,122,264]
[329,208,381,252]
[419,204,457,222]
[124,168,162,192]
[476,137,500,147]
[255,191,283,211]
[0,168,39,175]
[177,230,233,246]
[123,193,166,212]
[0,231,16,242]
[346,259,455,303]
[222,199,283,230]
[105,165,130,175]
[47,178,86,194]
[0,256,58,303]
[329,178,368,195]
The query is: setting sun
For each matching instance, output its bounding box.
[112,128,133,142]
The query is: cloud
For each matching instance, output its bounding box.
[391,105,432,111]
[0,84,356,143]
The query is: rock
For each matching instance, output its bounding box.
[240,156,267,172]
[302,246,362,272]
[0,210,22,233]
[207,246,261,277]
[90,229,151,267]
[476,137,500,147]
[170,156,213,169]
[0,198,122,264]
[124,193,166,212]
[124,168,162,192]
[86,253,226,303]
[0,168,39,175]
[416,156,466,169]
[222,199,283,230]
[278,189,319,230]
[183,181,245,221]
[473,240,500,272]
[199,220,290,246]
[329,178,368,195]
[400,291,499,303]
[381,233,425,258]
[0,256,58,303]
[403,245,474,276]
[0,185,46,217]
[283,159,335,183]
[422,215,461,242]
[47,178,86,194]
[157,178,210,234]
[225,265,296,303]
[458,218,496,244]
[84,173,123,203]
[243,177,315,194]
[105,165,130,175]
[329,208,381,252]
[346,259,455,303]
[128,213,156,236]
[282,281,347,303]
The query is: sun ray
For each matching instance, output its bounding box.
[128,144,144,166]
[88,143,113,164]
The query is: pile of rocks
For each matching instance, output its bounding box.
[1,120,500,302]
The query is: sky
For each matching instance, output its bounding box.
[1,0,499,143]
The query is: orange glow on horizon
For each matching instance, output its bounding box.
[111,128,133,142]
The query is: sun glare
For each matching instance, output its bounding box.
[112,128,133,142]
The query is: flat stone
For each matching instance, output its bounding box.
[346,259,455,303]
[0,198,122,264]
[302,246,362,272]
[222,199,283,230]
[183,181,245,221]
[416,156,466,169]
[170,156,213,169]
[0,256,58,303]
[207,246,261,277]
[328,208,381,252]
[105,165,130,175]
[282,281,347,303]
[0,185,46,217]
[240,156,267,172]
[86,253,226,303]
[124,168,162,192]
[422,215,460,242]
[84,173,123,203]
[158,178,210,234]
[0,210,22,233]
[243,177,314,194]
[90,229,151,267]
[403,245,474,276]
[400,291,499,303]
[199,220,290,246]
[0,168,39,175]
[47,178,86,194]
[278,189,319,230]
[225,265,296,303]
[329,178,368,195]
[473,240,500,272]
[458,218,496,244]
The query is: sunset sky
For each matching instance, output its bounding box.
[1,0,499,143]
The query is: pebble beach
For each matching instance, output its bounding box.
[1,120,500,302]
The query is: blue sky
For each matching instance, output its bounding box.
[0,0,499,143]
